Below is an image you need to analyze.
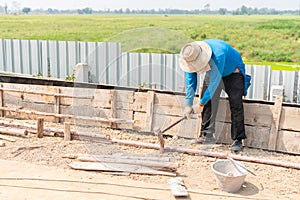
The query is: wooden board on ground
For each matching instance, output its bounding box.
[69,161,177,176]
[168,177,189,197]
[0,134,16,142]
[73,154,178,171]
[63,153,171,162]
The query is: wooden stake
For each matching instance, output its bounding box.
[268,95,283,151]
[37,117,44,138]
[64,122,71,141]
[110,90,117,129]
[146,91,155,132]
[54,88,61,123]
[0,84,4,117]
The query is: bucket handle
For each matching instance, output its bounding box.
[228,157,257,176]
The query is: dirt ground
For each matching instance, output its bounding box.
[0,118,300,200]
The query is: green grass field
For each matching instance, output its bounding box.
[0,14,299,69]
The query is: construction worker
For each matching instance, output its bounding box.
[180,39,251,152]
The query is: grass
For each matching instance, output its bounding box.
[0,14,299,69]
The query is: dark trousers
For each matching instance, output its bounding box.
[201,72,247,141]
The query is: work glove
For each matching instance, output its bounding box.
[194,103,204,115]
[183,104,204,119]
[183,106,193,119]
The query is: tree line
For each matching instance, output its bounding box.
[1,4,299,15]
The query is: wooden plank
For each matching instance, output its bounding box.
[61,96,93,107]
[19,85,57,104]
[115,90,134,110]
[276,130,300,155]
[1,82,47,93]
[63,153,171,162]
[58,86,95,97]
[0,126,28,136]
[60,86,94,107]
[68,162,176,176]
[280,106,300,132]
[216,99,274,127]
[74,154,178,170]
[94,89,112,108]
[214,122,232,144]
[60,105,109,119]
[145,91,155,132]
[112,90,134,129]
[0,86,93,99]
[155,93,185,108]
[3,104,56,122]
[244,126,270,150]
[0,107,134,124]
[0,134,16,142]
[168,177,188,197]
[153,93,186,116]
[115,109,134,130]
[132,92,147,112]
[268,95,283,151]
[133,112,147,131]
[214,122,270,149]
[244,103,273,127]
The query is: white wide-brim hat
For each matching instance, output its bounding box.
[179,41,212,73]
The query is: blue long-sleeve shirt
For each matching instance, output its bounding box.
[185,39,247,106]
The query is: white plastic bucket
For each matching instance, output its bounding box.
[211,159,248,193]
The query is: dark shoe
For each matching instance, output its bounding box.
[231,140,243,152]
[203,135,216,144]
[190,135,216,144]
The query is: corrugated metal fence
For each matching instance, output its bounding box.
[0,39,299,103]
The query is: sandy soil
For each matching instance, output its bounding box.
[0,118,300,200]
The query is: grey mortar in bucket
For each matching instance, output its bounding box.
[211,159,248,193]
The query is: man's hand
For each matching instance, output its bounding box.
[183,104,204,119]
[193,104,204,115]
[183,105,193,119]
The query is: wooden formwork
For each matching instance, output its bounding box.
[0,80,300,155]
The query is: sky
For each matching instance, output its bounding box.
[0,0,299,11]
